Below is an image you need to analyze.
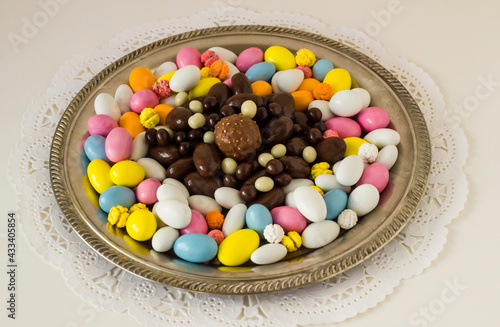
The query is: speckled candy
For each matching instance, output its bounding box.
[105,127,133,162]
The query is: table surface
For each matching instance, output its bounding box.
[1,1,499,326]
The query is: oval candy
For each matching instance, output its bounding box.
[250,243,288,265]
[293,186,327,222]
[302,220,340,249]
[217,229,260,266]
[174,233,218,263]
[99,185,136,213]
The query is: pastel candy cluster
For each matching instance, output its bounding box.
[82,43,400,266]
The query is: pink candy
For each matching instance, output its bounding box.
[270,206,307,233]
[356,162,389,192]
[236,47,263,73]
[357,107,390,132]
[176,46,202,69]
[87,114,118,137]
[324,117,362,138]
[180,210,208,235]
[130,89,159,114]
[136,178,161,204]
[105,127,133,163]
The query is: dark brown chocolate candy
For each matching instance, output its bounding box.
[156,128,170,145]
[225,93,264,109]
[214,114,262,160]
[254,106,269,122]
[220,105,236,117]
[307,128,323,146]
[271,92,295,119]
[249,187,285,211]
[166,156,195,180]
[240,184,258,202]
[222,174,239,188]
[188,129,204,142]
[166,107,192,131]
[192,143,221,177]
[285,137,308,156]
[203,96,219,113]
[293,112,310,133]
[243,170,268,186]
[315,137,346,164]
[274,172,292,186]
[231,73,252,94]
[235,162,252,181]
[313,121,327,133]
[268,102,282,117]
[207,82,233,108]
[306,107,322,123]
[265,159,284,176]
[183,171,222,197]
[173,131,186,145]
[206,113,221,130]
[279,156,311,178]
[145,128,157,145]
[179,142,193,156]
[148,145,180,166]
[260,116,293,146]
[292,123,304,135]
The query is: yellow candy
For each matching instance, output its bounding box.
[310,185,324,196]
[87,159,115,194]
[281,231,302,252]
[295,48,316,67]
[139,107,160,128]
[200,67,211,78]
[125,209,157,242]
[264,46,297,71]
[109,160,145,188]
[323,68,351,95]
[108,205,129,228]
[157,70,176,82]
[82,174,99,207]
[217,229,260,266]
[344,137,369,157]
[129,203,147,214]
[188,77,221,100]
[310,162,333,180]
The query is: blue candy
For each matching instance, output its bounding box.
[98,186,136,213]
[312,59,334,81]
[245,61,276,83]
[245,204,272,238]
[84,135,108,161]
[323,189,348,220]
[173,233,218,263]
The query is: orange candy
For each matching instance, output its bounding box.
[312,83,334,101]
[129,67,156,93]
[119,111,146,139]
[206,210,224,230]
[154,104,174,125]
[251,80,273,97]
[297,78,320,92]
[209,60,229,80]
[291,90,314,112]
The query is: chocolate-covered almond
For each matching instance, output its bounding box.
[148,145,180,166]
[203,96,219,113]
[156,128,170,145]
[279,156,311,178]
[285,137,308,156]
[271,92,295,119]
[222,174,239,188]
[235,162,252,181]
[225,93,264,109]
[274,172,292,186]
[240,184,258,202]
[207,82,233,107]
[166,107,192,131]
[260,116,293,145]
[193,143,221,177]
[184,171,222,197]
[145,128,157,145]
[166,156,195,180]
[315,137,346,164]
[265,159,284,176]
[307,128,323,146]
[249,187,285,210]
[231,73,252,94]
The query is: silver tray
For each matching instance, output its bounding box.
[49,25,431,295]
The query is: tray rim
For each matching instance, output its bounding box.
[49,24,431,295]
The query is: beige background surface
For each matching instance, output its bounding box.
[1,0,498,326]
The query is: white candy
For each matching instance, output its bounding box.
[151,226,179,252]
[276,69,304,93]
[284,191,297,208]
[160,94,177,106]
[137,158,167,181]
[329,89,363,117]
[302,220,340,249]
[94,93,121,121]
[335,155,364,186]
[156,199,192,229]
[364,128,401,148]
[222,203,247,237]
[156,183,189,204]
[154,61,177,79]
[263,224,285,243]
[308,99,334,121]
[314,174,351,193]
[358,143,379,163]
[214,187,245,209]
[282,178,314,194]
[162,178,190,198]
[209,47,238,64]
[293,186,327,222]
[169,65,201,92]
[337,209,358,229]
[130,131,149,161]
[114,84,133,114]
[250,243,288,265]
[271,71,283,93]
[375,144,399,170]
[347,184,380,216]
[188,195,222,216]
[351,88,371,109]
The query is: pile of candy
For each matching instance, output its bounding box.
[82,44,400,266]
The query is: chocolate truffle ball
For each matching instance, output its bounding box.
[214,113,262,160]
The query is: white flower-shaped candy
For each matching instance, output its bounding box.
[358,143,379,163]
[337,209,358,230]
[263,224,285,243]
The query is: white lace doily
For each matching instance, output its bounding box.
[8,7,468,326]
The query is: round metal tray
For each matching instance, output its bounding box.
[49,25,431,295]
